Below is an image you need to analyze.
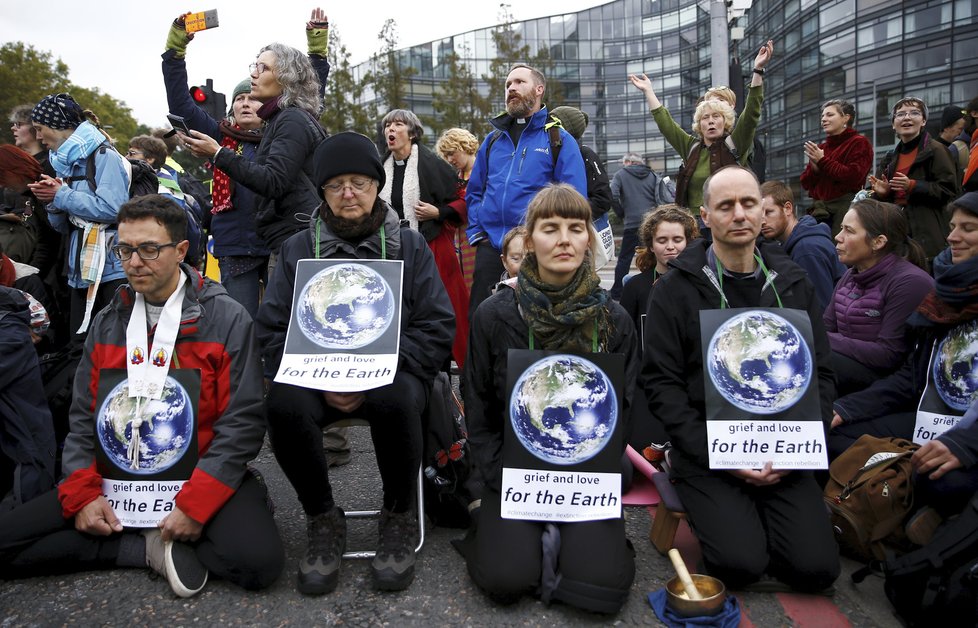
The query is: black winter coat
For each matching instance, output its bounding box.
[213,106,327,251]
[255,205,455,383]
[463,287,639,494]
[877,133,959,261]
[642,240,835,479]
[580,143,613,221]
[0,287,55,507]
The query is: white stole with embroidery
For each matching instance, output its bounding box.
[123,279,186,469]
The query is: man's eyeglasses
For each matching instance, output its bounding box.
[249,62,271,75]
[894,110,924,120]
[112,242,178,261]
[323,178,373,195]
[126,149,145,158]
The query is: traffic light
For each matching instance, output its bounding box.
[189,78,227,121]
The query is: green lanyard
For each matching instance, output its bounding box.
[529,319,599,352]
[315,219,386,260]
[715,253,783,309]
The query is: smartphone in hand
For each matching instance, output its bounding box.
[185,10,219,33]
[167,113,192,136]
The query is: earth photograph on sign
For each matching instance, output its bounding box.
[509,354,618,466]
[931,319,978,412]
[98,376,194,475]
[913,319,978,445]
[295,262,396,350]
[706,309,813,415]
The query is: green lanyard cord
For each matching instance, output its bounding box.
[715,253,783,309]
[528,318,599,352]
[315,219,386,260]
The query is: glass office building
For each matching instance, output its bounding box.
[353,0,978,205]
[736,0,978,201]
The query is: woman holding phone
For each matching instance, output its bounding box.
[163,8,330,317]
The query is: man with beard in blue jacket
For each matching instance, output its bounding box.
[465,64,586,314]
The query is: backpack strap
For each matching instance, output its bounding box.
[482,130,505,191]
[724,136,741,163]
[486,115,565,169]
[63,145,110,193]
[485,130,504,163]
[543,115,564,168]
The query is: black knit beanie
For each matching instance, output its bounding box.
[313,132,386,199]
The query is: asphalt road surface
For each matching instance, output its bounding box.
[2,427,901,627]
[1,255,903,626]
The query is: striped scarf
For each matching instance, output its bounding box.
[48,122,105,178]
[910,249,978,327]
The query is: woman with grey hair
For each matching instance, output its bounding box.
[628,39,773,210]
[380,108,470,368]
[182,40,327,253]
[163,8,330,317]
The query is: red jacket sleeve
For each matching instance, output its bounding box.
[173,467,235,524]
[58,465,103,518]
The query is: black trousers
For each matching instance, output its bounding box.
[675,471,840,592]
[827,411,915,460]
[831,352,889,397]
[916,467,978,519]
[69,279,126,341]
[0,474,283,590]
[266,370,426,515]
[463,489,635,613]
[468,242,504,322]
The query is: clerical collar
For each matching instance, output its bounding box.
[394,158,407,167]
[515,118,527,125]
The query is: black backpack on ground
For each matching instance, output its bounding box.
[422,371,476,528]
[883,495,978,626]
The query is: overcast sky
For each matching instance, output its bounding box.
[6,0,607,126]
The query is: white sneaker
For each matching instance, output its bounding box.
[142,529,208,598]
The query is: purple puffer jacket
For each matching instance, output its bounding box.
[823,253,933,371]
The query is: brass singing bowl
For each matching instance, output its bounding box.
[665,574,727,617]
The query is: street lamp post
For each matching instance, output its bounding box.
[710,0,730,88]
[861,79,879,174]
